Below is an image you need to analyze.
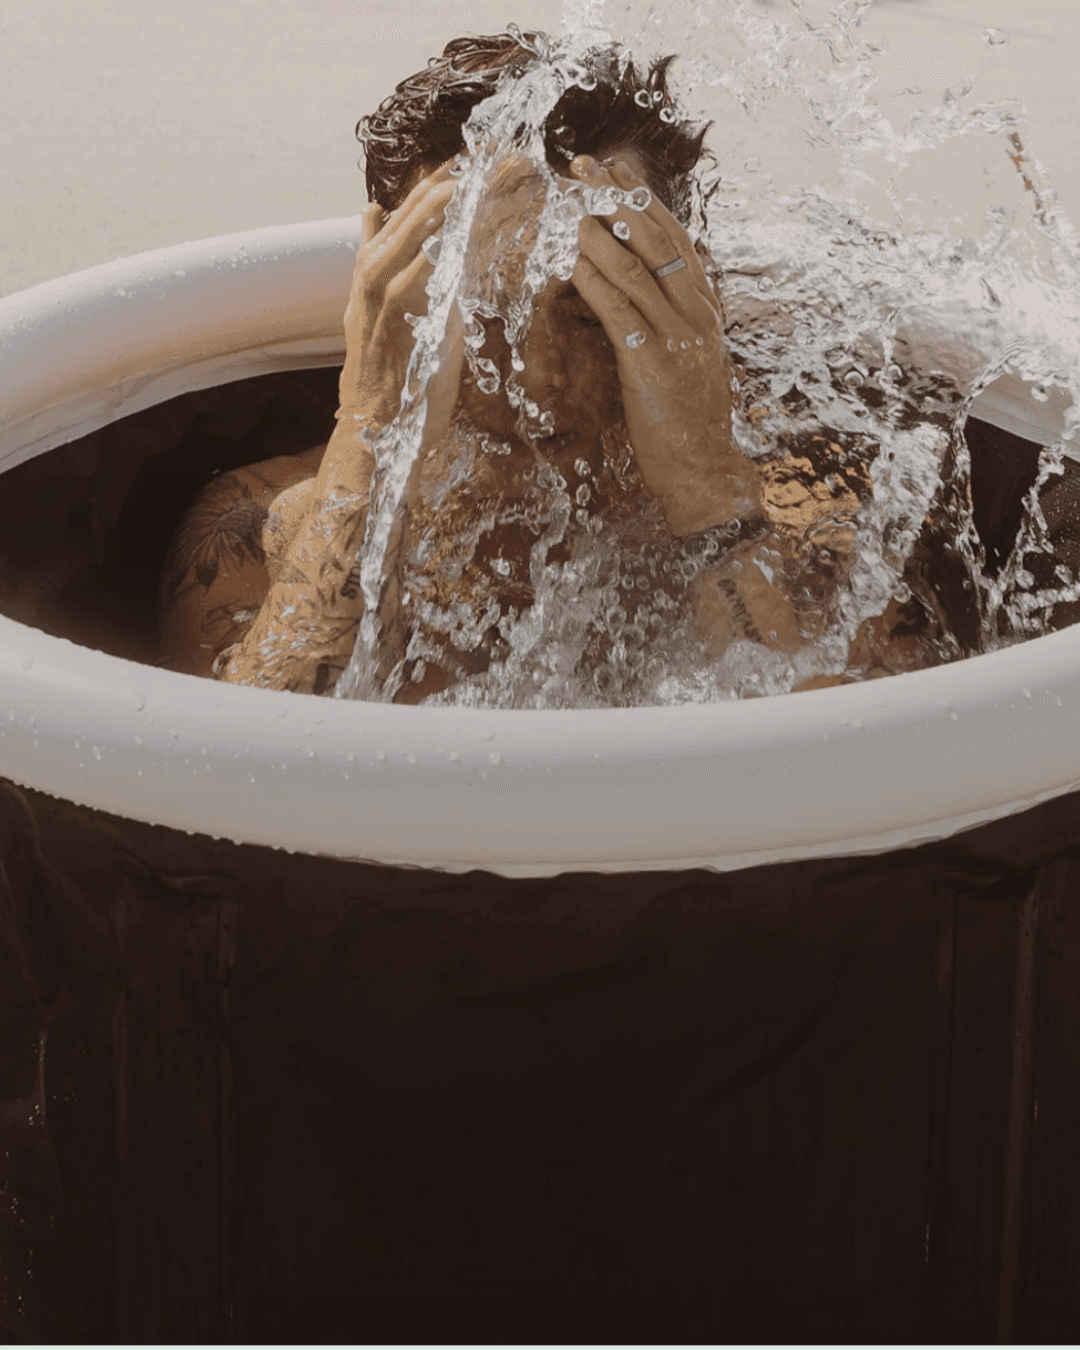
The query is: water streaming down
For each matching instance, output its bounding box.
[334,0,1080,708]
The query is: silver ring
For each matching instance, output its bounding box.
[652,257,686,279]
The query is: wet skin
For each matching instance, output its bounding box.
[158,145,936,695]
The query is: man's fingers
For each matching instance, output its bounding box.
[578,217,692,340]
[570,156,717,326]
[366,178,455,294]
[360,201,386,248]
[571,252,651,351]
[385,245,431,312]
[606,159,715,295]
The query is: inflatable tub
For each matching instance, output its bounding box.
[1,222,1079,1344]
[1,218,1080,875]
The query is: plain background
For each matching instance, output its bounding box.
[1,0,1077,299]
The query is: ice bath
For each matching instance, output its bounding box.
[1,0,1079,870]
[4,4,1080,1342]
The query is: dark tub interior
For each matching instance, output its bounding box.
[0,366,341,667]
[1,364,1079,673]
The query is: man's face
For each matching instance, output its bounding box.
[443,147,652,476]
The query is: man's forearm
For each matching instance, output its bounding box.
[218,420,373,695]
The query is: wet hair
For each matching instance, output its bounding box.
[356,29,714,228]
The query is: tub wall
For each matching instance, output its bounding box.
[2,773,1079,1342]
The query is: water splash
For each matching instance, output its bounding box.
[334,0,1080,706]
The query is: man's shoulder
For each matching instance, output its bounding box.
[159,446,327,607]
[158,469,271,610]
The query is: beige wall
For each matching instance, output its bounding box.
[2,0,1076,299]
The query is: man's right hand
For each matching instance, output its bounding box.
[339,159,466,461]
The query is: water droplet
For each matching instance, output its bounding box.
[421,233,442,266]
[20,654,33,672]
[376,749,386,760]
[1031,385,1050,403]
[982,27,1008,46]
[489,751,502,765]
[757,276,774,292]
[627,186,652,212]
[92,746,101,761]
[449,750,459,762]
[346,750,355,762]
[844,370,864,389]
[744,156,760,172]
[659,107,676,124]
[132,691,146,711]
[613,220,632,242]
[133,735,143,747]
[306,746,315,758]
[585,186,621,214]
[668,338,678,352]
[634,90,651,108]
[247,772,256,783]
[625,330,647,350]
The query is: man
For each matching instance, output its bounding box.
[157,30,936,701]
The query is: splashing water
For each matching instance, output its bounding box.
[334,0,1080,707]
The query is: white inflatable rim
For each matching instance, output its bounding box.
[0,218,1078,878]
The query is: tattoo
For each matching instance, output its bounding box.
[340,564,363,600]
[159,473,269,609]
[714,574,765,645]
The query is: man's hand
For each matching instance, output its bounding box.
[567,154,762,537]
[340,160,466,459]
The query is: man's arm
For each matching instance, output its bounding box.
[157,471,276,679]
[215,418,374,696]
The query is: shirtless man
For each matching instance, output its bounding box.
[158,31,933,699]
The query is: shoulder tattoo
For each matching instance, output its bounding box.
[160,473,270,608]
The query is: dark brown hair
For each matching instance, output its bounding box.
[355,29,715,228]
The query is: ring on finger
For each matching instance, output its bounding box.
[652,257,686,280]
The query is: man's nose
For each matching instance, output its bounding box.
[520,318,568,392]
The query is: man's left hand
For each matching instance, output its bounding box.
[568,154,761,536]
